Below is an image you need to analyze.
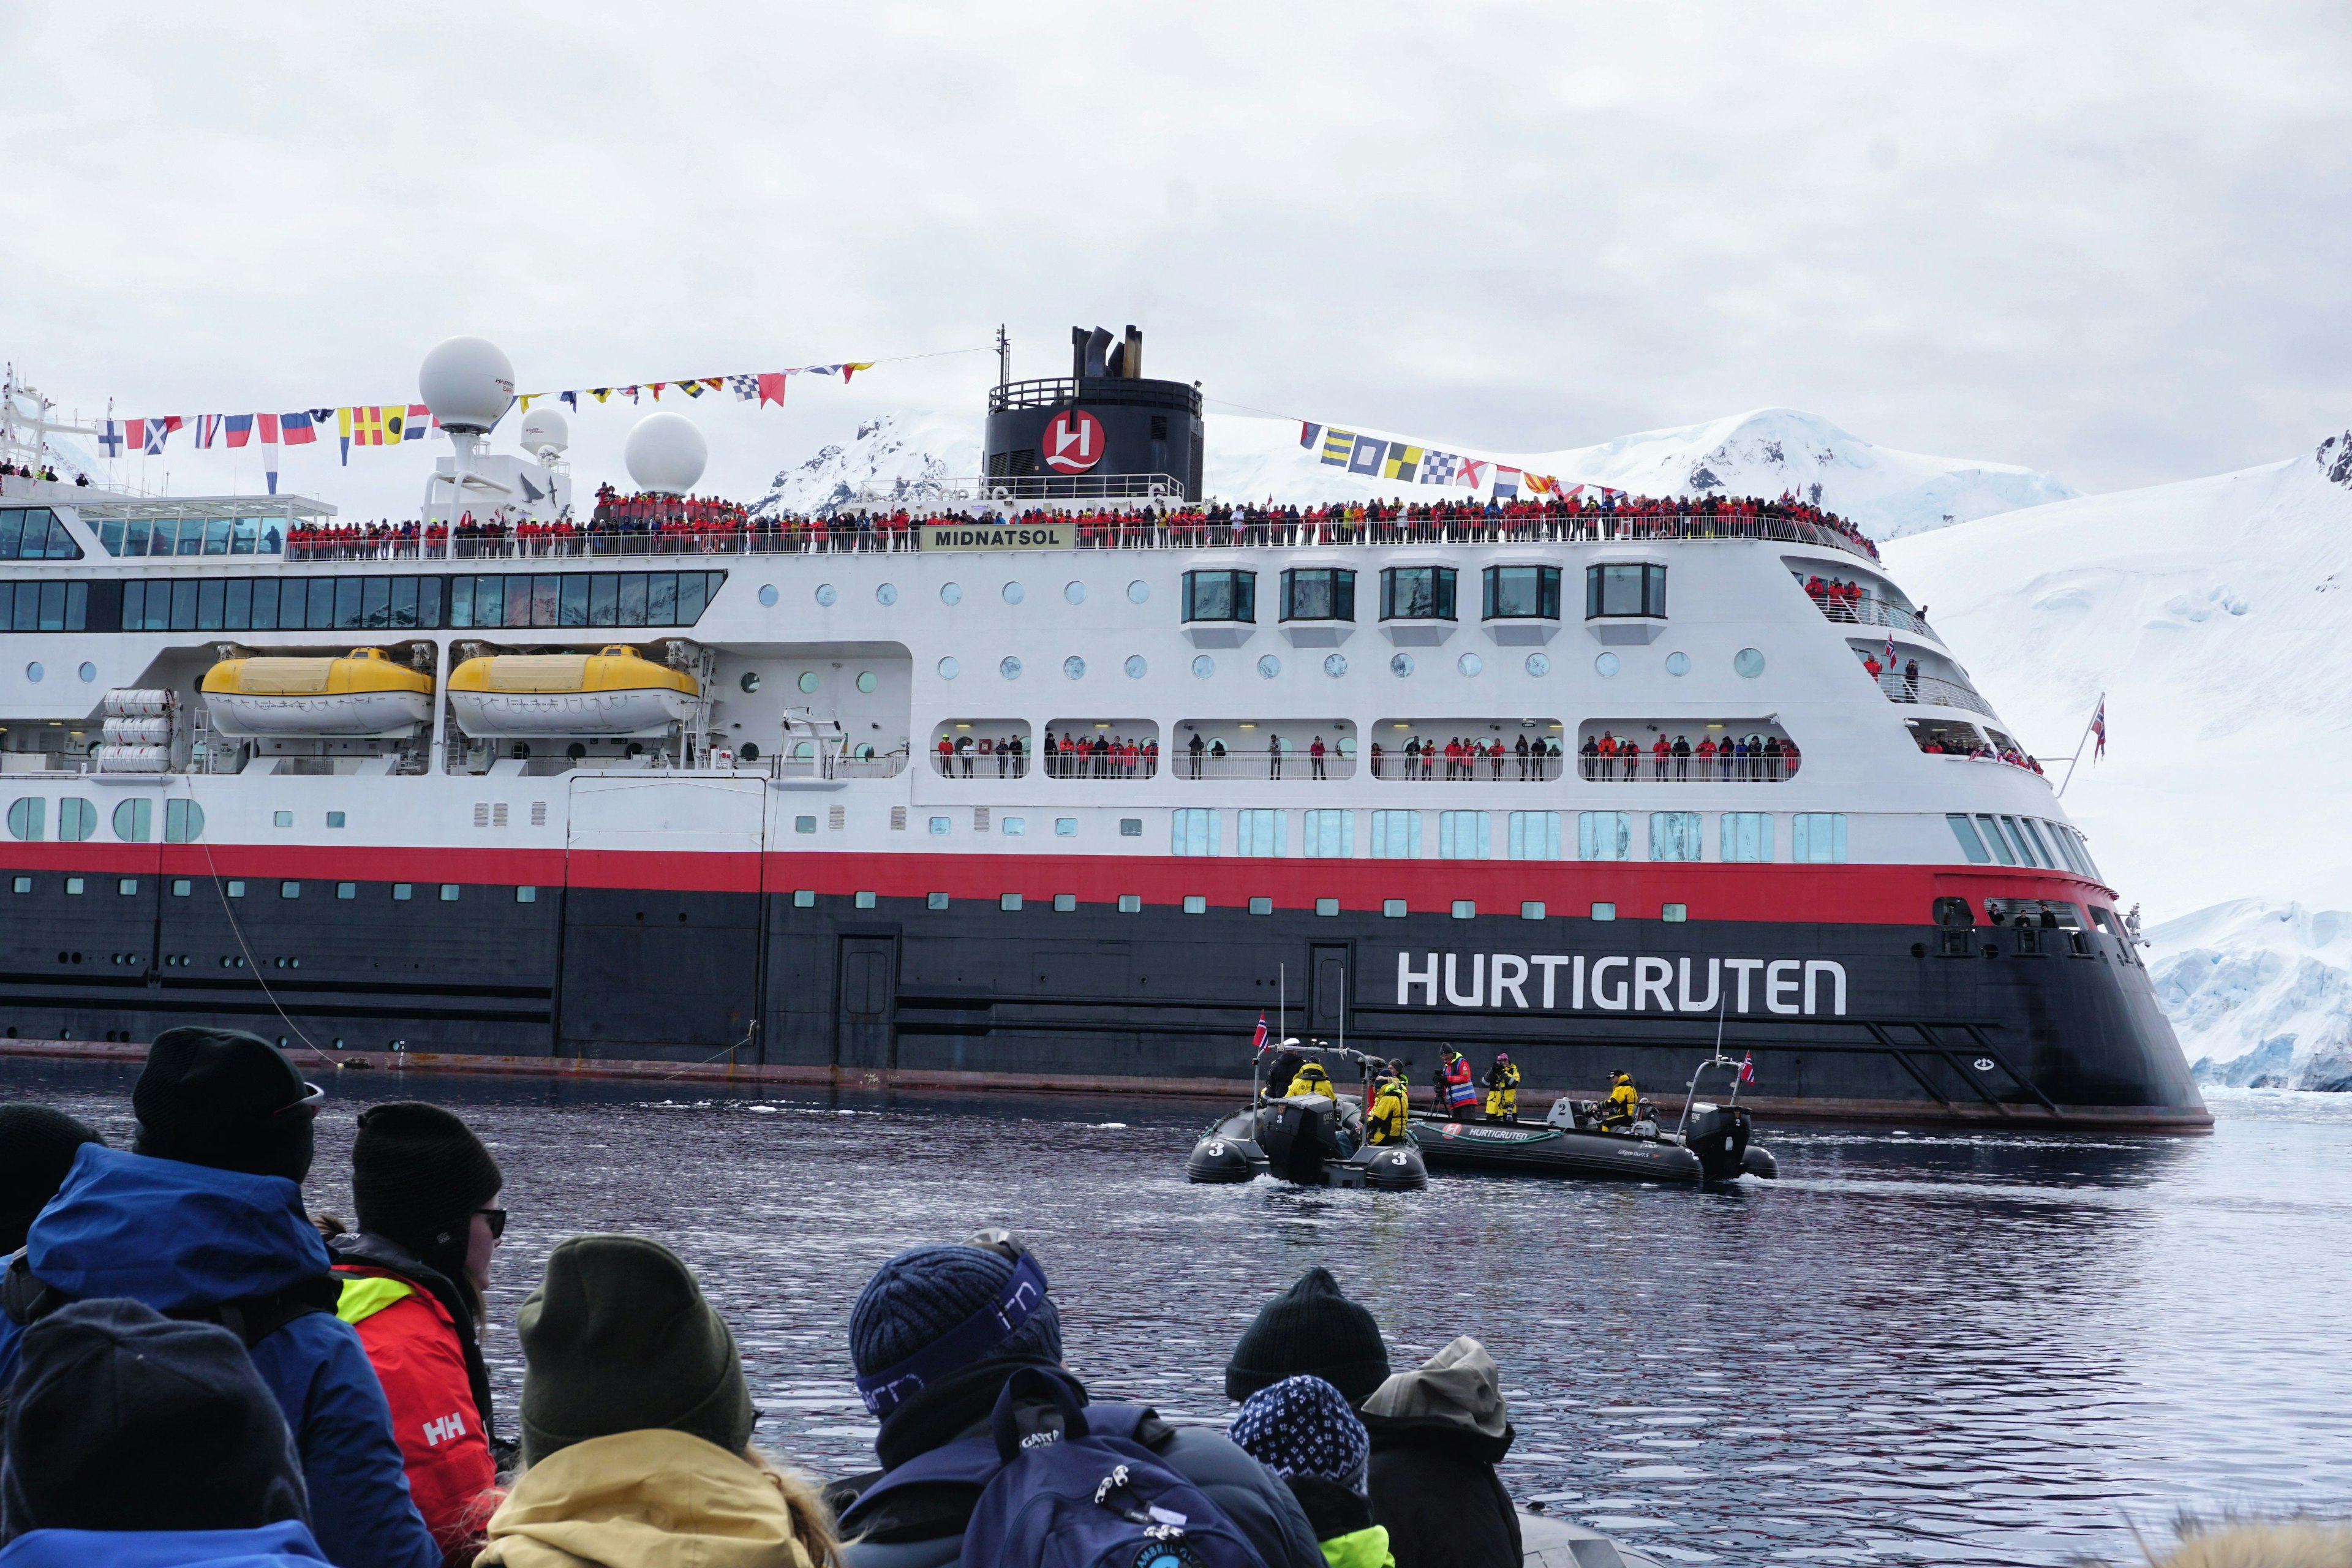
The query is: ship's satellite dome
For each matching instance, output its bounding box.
[419,336,516,434]
[625,412,707,495]
[519,407,569,459]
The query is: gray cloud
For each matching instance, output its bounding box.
[5,1,2346,514]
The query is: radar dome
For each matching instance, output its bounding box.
[624,412,707,495]
[418,336,516,434]
[519,407,569,460]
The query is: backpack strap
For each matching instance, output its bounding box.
[1,1257,338,1351]
[835,1436,1002,1539]
[988,1364,1090,1462]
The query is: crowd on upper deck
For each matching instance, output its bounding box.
[278,486,1883,564]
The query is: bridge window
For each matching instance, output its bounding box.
[1181,570,1255,623]
[1482,565,1560,620]
[1280,567,1355,622]
[1721,812,1774,862]
[0,510,80,560]
[1947,813,1991,863]
[1586,562,1667,619]
[1379,566,1455,621]
[1792,813,1849,863]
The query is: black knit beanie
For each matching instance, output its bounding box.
[516,1234,755,1466]
[352,1102,502,1273]
[1226,1265,1391,1406]
[0,1106,104,1254]
[131,1028,317,1183]
[1,1297,309,1534]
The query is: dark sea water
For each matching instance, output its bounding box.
[8,1058,2349,1566]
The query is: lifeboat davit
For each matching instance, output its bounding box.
[448,645,698,738]
[202,648,434,738]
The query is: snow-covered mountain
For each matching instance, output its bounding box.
[1882,428,2352,1087]
[751,412,978,518]
[1209,407,2074,540]
[760,405,2072,538]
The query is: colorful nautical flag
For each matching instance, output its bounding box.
[843,362,872,382]
[356,406,392,447]
[1458,458,1489,489]
[649,383,666,401]
[382,406,409,443]
[560,391,579,411]
[404,404,429,440]
[123,418,146,452]
[142,420,168,456]
[259,414,280,495]
[725,375,756,401]
[1418,451,1460,485]
[195,414,222,450]
[223,415,252,449]
[333,407,350,464]
[277,411,314,446]
[1346,434,1387,476]
[1525,472,1557,496]
[1381,444,1423,483]
[589,388,612,404]
[2092,697,2106,760]
[1319,428,1355,467]
[756,372,787,408]
[1299,422,1321,450]
[97,421,123,457]
[1492,466,1521,499]
[679,380,706,398]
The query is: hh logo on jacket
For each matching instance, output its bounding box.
[421,1412,467,1448]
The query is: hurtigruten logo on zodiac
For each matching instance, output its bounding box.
[1393,952,1849,1016]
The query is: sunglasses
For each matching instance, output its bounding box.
[476,1207,508,1240]
[272,1082,328,1118]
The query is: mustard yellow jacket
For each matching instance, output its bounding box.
[476,1428,816,1568]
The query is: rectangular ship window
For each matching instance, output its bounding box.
[1182,895,1207,914]
[1521,901,1545,920]
[1119,818,1142,837]
[1055,818,1077,836]
[854,891,876,910]
[1000,893,1023,911]
[1118,894,1142,913]
[1054,893,1077,912]
[1249,896,1274,915]
[1316,897,1340,916]
[795,816,816,834]
[929,817,951,835]
[1450,899,1475,919]
[1662,903,1688,922]
[1947,813,1991,864]
[927,892,949,910]
[1591,902,1617,921]
[1382,899,1407,918]
[793,889,815,908]
[392,883,412,900]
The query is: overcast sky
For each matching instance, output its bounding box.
[6,2,2346,516]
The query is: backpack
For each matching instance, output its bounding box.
[960,1370,1266,1568]
[2,1253,339,1349]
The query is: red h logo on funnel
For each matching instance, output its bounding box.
[1041,409,1105,473]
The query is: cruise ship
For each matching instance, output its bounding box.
[0,336,2207,1128]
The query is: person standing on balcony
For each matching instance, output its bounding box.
[1673,734,1692,781]
[1190,731,1207,778]
[1268,733,1284,780]
[1515,734,1530,780]
[1904,658,1920,703]
[1310,736,1328,780]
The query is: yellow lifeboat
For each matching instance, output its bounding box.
[448,644,699,738]
[202,647,434,738]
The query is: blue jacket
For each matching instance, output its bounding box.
[23,1147,437,1568]
[0,1521,330,1568]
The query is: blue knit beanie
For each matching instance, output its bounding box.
[849,1243,1063,1381]
[1229,1374,1370,1492]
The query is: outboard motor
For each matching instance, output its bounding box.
[1352,1140,1429,1191]
[1681,1102,1754,1182]
[1259,1094,1340,1185]
[1186,1133,1265,1183]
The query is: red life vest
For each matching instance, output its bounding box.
[1442,1055,1478,1112]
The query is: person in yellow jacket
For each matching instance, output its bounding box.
[1363,1068,1411,1145]
[1599,1070,1640,1129]
[1480,1054,1520,1123]
[1287,1056,1336,1098]
[476,1234,840,1568]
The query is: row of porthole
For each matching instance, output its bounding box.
[20,662,100,684]
[933,648,1768,682]
[774,581,1153,610]
[742,670,882,695]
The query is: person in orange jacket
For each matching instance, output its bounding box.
[328,1103,508,1565]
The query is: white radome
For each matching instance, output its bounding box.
[418,336,516,434]
[519,407,570,460]
[625,412,707,495]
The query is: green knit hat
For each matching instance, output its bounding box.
[516,1235,755,1466]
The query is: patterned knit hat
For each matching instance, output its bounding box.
[1227,1374,1370,1493]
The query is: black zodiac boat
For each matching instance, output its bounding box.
[1411,1054,1779,1185]
[1186,1042,1430,1190]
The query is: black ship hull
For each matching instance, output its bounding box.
[0,867,2209,1129]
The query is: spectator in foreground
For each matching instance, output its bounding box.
[0,1106,104,1408]
[12,1029,437,1568]
[328,1102,508,1561]
[0,1298,324,1567]
[1229,1374,1395,1568]
[834,1234,1322,1568]
[475,1234,838,1568]
[1359,1338,1521,1568]
[1224,1267,1392,1409]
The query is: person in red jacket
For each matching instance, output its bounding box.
[328,1102,507,1566]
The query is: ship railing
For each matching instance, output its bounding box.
[1574,753,1801,783]
[1793,579,1940,639]
[932,755,1039,779]
[1875,671,1997,718]
[777,750,908,780]
[1360,753,1564,782]
[1169,749,1357,781]
[275,510,1882,565]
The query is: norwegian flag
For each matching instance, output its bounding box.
[1738,1052,1756,1085]
[1251,1014,1270,1055]
[1882,632,1897,673]
[2092,696,2106,760]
